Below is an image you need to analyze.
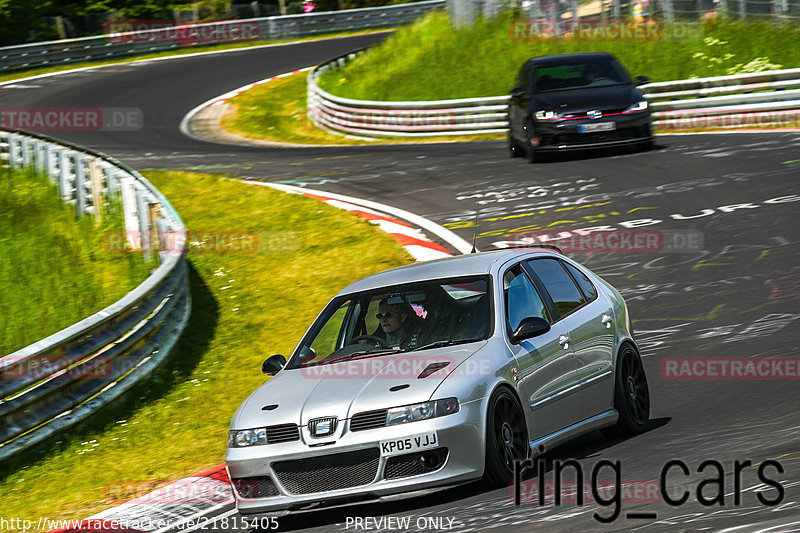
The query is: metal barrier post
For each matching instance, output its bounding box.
[58,150,70,199]
[75,153,87,217]
[8,134,18,169]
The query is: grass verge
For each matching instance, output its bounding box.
[0,171,412,527]
[221,70,503,144]
[0,28,392,85]
[319,11,800,100]
[0,167,151,355]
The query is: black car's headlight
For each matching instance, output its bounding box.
[386,397,460,426]
[228,427,268,447]
[534,109,559,120]
[624,100,649,113]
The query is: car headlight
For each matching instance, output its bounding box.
[534,109,558,120]
[385,397,460,426]
[624,100,648,113]
[228,427,267,447]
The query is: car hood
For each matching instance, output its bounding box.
[231,342,487,429]
[532,85,640,114]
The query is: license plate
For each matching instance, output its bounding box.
[579,122,616,133]
[380,431,438,456]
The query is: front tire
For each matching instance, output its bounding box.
[508,134,524,158]
[483,388,528,487]
[603,344,650,438]
[523,121,537,164]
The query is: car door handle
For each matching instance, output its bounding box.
[601,314,612,328]
[558,335,570,349]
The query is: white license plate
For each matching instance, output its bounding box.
[579,122,616,133]
[380,432,438,456]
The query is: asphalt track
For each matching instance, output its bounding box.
[2,33,800,533]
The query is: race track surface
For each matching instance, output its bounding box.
[2,33,799,533]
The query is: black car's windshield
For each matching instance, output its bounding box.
[287,276,491,369]
[533,58,631,93]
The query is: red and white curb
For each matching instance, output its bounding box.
[251,181,473,260]
[210,67,313,107]
[52,465,233,533]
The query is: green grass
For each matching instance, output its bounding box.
[222,70,502,143]
[0,171,412,526]
[320,11,800,100]
[0,167,151,355]
[0,28,393,85]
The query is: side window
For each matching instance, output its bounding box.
[563,262,597,301]
[527,258,585,318]
[503,265,549,333]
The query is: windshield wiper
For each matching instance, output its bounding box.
[318,349,398,365]
[407,338,483,352]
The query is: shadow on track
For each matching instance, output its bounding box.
[532,142,666,164]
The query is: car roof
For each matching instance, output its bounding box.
[338,248,561,295]
[528,52,615,66]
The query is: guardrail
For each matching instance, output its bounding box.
[0,130,191,462]
[308,54,800,136]
[0,1,444,74]
[308,50,511,137]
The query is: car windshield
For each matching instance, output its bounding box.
[287,276,491,369]
[533,58,631,93]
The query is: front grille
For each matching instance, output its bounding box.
[273,448,380,494]
[559,128,641,145]
[232,476,280,499]
[350,409,387,431]
[384,448,449,480]
[266,424,300,443]
[308,416,337,438]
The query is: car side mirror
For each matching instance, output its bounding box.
[635,75,650,86]
[512,317,551,343]
[262,354,287,376]
[511,87,527,98]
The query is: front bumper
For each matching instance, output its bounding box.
[225,399,484,515]
[532,111,652,151]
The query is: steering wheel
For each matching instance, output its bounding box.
[351,335,390,348]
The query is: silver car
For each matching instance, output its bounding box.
[225,249,650,515]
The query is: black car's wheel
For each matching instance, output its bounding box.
[483,388,528,487]
[523,121,537,164]
[603,344,650,438]
[508,134,524,158]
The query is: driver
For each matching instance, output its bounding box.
[583,65,600,84]
[375,297,420,350]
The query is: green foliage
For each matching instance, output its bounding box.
[0,0,175,45]
[0,167,150,355]
[320,11,800,100]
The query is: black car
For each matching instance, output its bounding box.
[508,52,653,162]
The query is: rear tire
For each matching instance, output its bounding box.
[602,344,650,439]
[483,388,528,487]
